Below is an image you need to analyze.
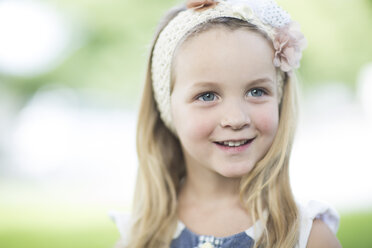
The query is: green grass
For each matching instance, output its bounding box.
[1,204,371,248]
[0,204,120,248]
[337,211,372,248]
[0,227,117,248]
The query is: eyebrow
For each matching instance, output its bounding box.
[248,77,275,86]
[189,77,274,89]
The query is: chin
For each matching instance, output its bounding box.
[217,163,255,178]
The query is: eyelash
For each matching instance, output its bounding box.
[196,88,267,102]
[197,92,218,102]
[247,88,267,97]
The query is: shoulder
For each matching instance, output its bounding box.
[297,200,341,248]
[306,219,342,248]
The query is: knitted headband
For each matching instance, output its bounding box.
[151,0,307,132]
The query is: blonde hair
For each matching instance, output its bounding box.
[125,4,300,248]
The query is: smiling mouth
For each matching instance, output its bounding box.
[214,138,255,147]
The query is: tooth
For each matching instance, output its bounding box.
[220,140,249,147]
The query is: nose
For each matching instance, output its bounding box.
[220,99,250,130]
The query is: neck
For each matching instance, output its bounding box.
[179,162,242,204]
[177,160,253,235]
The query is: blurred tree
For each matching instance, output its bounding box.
[1,0,372,106]
[280,0,372,89]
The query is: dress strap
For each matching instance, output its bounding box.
[109,211,132,246]
[297,200,340,248]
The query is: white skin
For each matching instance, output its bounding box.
[170,27,279,237]
[169,27,342,247]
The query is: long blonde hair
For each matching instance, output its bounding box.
[125,4,300,248]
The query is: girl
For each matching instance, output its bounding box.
[112,0,341,247]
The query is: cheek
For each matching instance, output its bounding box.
[253,104,279,136]
[181,109,216,141]
[171,98,216,142]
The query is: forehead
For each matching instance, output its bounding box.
[172,27,276,86]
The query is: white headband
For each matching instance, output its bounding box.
[151,0,306,132]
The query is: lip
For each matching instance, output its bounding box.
[215,137,254,143]
[214,138,255,154]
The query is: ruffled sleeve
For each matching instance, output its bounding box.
[297,200,340,248]
[109,211,132,247]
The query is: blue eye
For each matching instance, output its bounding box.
[198,92,216,101]
[248,88,265,97]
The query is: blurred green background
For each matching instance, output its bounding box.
[1,0,372,247]
[2,0,372,101]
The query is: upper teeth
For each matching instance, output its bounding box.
[222,140,247,147]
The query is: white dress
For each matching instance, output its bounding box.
[110,200,339,248]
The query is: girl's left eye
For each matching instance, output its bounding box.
[247,88,265,97]
[197,92,217,101]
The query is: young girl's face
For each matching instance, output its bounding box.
[170,27,280,178]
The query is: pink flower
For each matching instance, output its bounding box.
[186,0,219,11]
[273,21,307,72]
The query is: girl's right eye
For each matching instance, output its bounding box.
[197,92,217,102]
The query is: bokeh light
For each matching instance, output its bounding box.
[0,0,371,247]
[0,0,72,76]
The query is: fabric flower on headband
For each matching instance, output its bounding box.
[185,0,307,72]
[273,22,307,72]
[187,0,219,11]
